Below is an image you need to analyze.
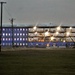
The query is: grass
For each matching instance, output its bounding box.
[0,48,75,75]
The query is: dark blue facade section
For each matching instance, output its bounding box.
[2,27,28,47]
[27,42,74,48]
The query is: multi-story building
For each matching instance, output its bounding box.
[1,23,75,48]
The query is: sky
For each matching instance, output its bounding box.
[0,0,75,25]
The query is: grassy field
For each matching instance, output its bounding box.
[0,48,75,75]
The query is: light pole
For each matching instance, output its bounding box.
[0,2,6,52]
[9,18,15,47]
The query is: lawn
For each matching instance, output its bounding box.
[0,48,75,75]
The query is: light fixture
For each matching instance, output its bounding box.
[51,36,55,41]
[56,26,61,31]
[69,27,72,30]
[66,32,70,36]
[34,32,37,35]
[45,31,50,36]
[33,26,37,31]
[55,31,59,35]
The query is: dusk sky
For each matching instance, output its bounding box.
[0,0,75,25]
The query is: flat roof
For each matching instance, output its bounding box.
[2,23,75,28]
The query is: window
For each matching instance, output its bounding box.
[23,33,25,36]
[20,28,22,31]
[6,33,8,36]
[17,33,19,36]
[14,43,16,45]
[26,34,27,36]
[17,43,19,45]
[23,38,25,41]
[3,28,5,31]
[20,33,22,36]
[17,38,19,41]
[23,43,25,46]
[3,38,5,41]
[23,28,25,31]
[6,38,8,41]
[3,33,5,36]
[17,28,19,31]
[14,33,16,36]
[20,38,22,41]
[14,38,16,41]
[9,33,11,36]
[26,29,27,31]
[20,43,22,46]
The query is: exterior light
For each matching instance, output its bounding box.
[45,31,50,36]
[56,26,61,31]
[34,32,37,35]
[66,32,70,36]
[55,31,59,35]
[63,40,66,42]
[69,27,72,30]
[33,26,37,31]
[51,36,54,41]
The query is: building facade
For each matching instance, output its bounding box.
[1,24,75,48]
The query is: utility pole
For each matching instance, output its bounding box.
[9,18,15,47]
[0,2,6,52]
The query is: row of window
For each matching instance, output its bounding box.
[2,38,28,41]
[2,28,28,31]
[2,33,28,36]
[2,43,28,46]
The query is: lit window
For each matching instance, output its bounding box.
[20,43,22,46]
[20,33,22,36]
[14,43,16,45]
[14,38,16,41]
[26,29,27,31]
[17,33,19,36]
[23,38,25,41]
[3,33,5,36]
[9,38,10,41]
[20,28,22,31]
[17,29,19,31]
[3,28,5,31]
[26,43,28,45]
[23,28,25,31]
[9,33,11,36]
[17,38,19,41]
[3,38,5,41]
[14,33,16,36]
[23,33,25,36]
[26,38,27,41]
[6,38,8,41]
[17,43,19,45]
[20,38,22,41]
[23,43,25,46]
[26,34,27,36]
[6,33,8,36]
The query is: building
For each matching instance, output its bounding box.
[1,23,75,48]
